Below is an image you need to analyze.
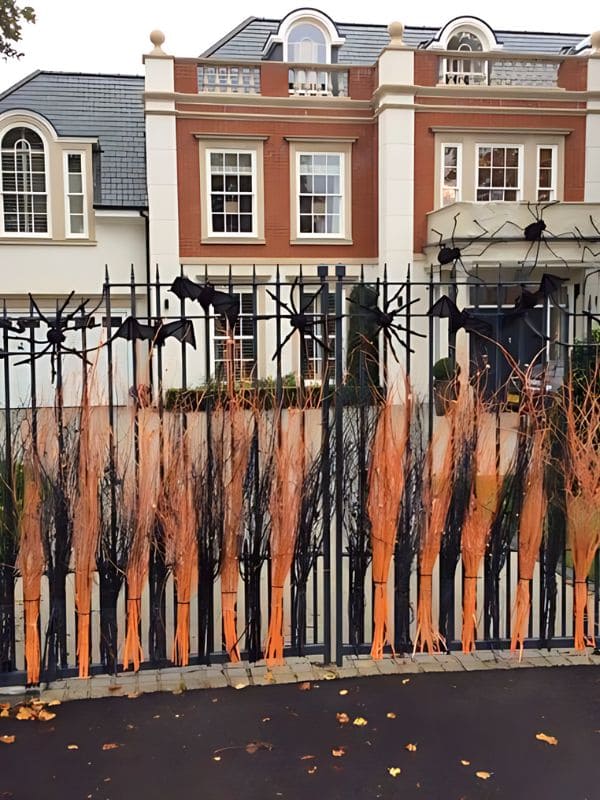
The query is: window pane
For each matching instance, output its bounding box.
[300,175,312,193]
[300,154,312,170]
[239,175,252,193]
[210,152,223,170]
[539,170,551,188]
[313,196,326,214]
[326,154,340,171]
[444,168,457,186]
[225,175,238,192]
[300,215,312,233]
[224,153,237,171]
[326,175,340,194]
[225,214,238,232]
[478,148,491,167]
[300,196,311,213]
[478,169,491,187]
[238,153,252,171]
[68,153,82,172]
[506,148,519,167]
[69,195,84,214]
[212,215,224,232]
[314,175,326,193]
[539,148,553,168]
[68,173,82,193]
[492,168,504,187]
[70,215,84,234]
[313,215,325,233]
[211,195,224,212]
[492,149,505,167]
[506,169,518,187]
[239,195,252,213]
[211,175,223,192]
[239,214,252,232]
[444,146,457,167]
[504,190,517,201]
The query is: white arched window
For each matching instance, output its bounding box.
[1,126,48,234]
[287,22,328,63]
[445,29,486,84]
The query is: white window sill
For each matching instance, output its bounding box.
[201,236,266,245]
[291,236,353,246]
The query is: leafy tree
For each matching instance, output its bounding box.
[0,1,35,60]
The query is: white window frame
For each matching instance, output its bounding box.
[440,143,462,206]
[205,148,257,238]
[474,143,524,202]
[63,150,87,238]
[210,287,257,383]
[536,144,557,202]
[0,124,51,238]
[298,286,345,384]
[296,150,345,240]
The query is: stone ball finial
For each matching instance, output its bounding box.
[149,29,166,55]
[592,30,600,53]
[388,21,405,46]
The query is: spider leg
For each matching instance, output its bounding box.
[456,255,484,283]
[540,236,569,268]
[55,290,77,318]
[14,344,52,367]
[579,245,600,262]
[304,329,330,353]
[28,294,49,324]
[265,289,295,317]
[431,227,445,247]
[483,219,524,238]
[589,215,600,238]
[389,325,414,353]
[61,346,93,366]
[387,283,406,308]
[299,284,324,314]
[271,328,296,361]
[383,329,400,363]
[392,321,427,339]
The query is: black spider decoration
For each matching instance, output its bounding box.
[169,276,240,329]
[265,277,329,362]
[349,280,424,363]
[14,291,103,380]
[431,213,489,278]
[483,202,572,271]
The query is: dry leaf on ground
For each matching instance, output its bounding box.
[339,689,348,696]
[388,767,401,778]
[322,671,336,680]
[298,682,312,691]
[460,760,470,766]
[536,732,558,746]
[15,707,34,721]
[102,743,120,751]
[353,717,368,727]
[401,678,410,685]
[300,755,316,761]
[332,747,346,757]
[336,712,350,724]
[386,712,396,719]
[307,765,318,775]
[212,756,221,762]
[67,744,79,750]
[405,743,417,752]
[476,771,492,780]
[0,735,15,744]
[47,700,61,707]
[38,710,56,722]
[245,740,273,754]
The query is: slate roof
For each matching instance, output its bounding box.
[0,71,146,208]
[201,17,587,64]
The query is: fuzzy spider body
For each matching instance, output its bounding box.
[524,219,546,242]
[438,246,461,266]
[266,277,330,362]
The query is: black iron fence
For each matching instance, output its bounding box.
[0,262,598,685]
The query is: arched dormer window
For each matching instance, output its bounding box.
[287,22,327,64]
[1,126,48,234]
[445,29,486,84]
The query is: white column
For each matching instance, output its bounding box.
[585,34,600,201]
[144,31,180,280]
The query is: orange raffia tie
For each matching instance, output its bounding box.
[265,585,285,666]
[371,581,388,660]
[414,573,445,654]
[173,601,191,667]
[510,578,533,657]
[123,597,143,672]
[23,598,41,685]
[574,580,593,650]
[461,575,479,654]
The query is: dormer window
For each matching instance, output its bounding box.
[445,29,486,84]
[287,22,327,63]
[1,126,48,235]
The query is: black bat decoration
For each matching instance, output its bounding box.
[113,317,196,348]
[169,277,240,329]
[428,296,493,337]
[513,274,567,312]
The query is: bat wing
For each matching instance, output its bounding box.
[169,276,204,301]
[462,312,493,337]
[428,295,464,333]
[113,317,157,342]
[158,319,197,348]
[538,274,567,299]
[212,291,240,329]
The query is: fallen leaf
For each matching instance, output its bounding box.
[460,760,470,766]
[245,740,273,754]
[536,732,558,746]
[388,767,401,778]
[336,712,350,724]
[476,771,492,780]
[67,744,79,750]
[103,778,111,783]
[300,755,316,761]
[261,717,271,723]
[126,724,135,731]
[128,692,141,699]
[47,700,61,707]
[0,703,9,710]
[212,756,221,762]
[38,710,56,722]
[298,682,312,691]
[0,709,9,718]
[386,712,396,719]
[211,698,218,703]
[323,671,336,680]
[108,685,122,693]
[307,765,318,775]
[234,683,247,690]
[353,717,368,727]
[102,743,120,751]
[15,707,34,721]
[0,735,15,744]
[331,747,346,757]
[401,678,410,685]
[338,689,348,696]
[152,715,160,719]
[405,743,417,752]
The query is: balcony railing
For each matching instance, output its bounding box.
[288,66,349,97]
[197,64,261,95]
[438,55,560,88]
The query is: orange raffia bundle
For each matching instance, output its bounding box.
[72,387,105,678]
[461,397,498,653]
[123,408,160,671]
[366,394,409,659]
[510,426,548,655]
[265,408,305,666]
[221,402,252,662]
[159,425,197,667]
[16,457,44,685]
[415,417,455,653]
[563,371,600,650]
